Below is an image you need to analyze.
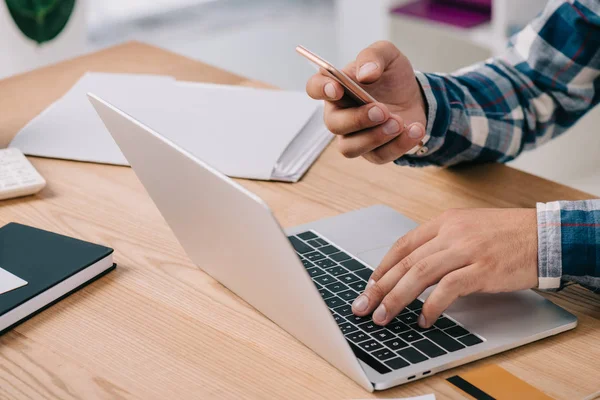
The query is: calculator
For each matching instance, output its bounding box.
[0,148,46,201]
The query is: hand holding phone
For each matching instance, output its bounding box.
[298,43,427,160]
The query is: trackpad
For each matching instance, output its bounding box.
[356,246,392,270]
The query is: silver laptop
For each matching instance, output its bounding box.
[89,94,577,392]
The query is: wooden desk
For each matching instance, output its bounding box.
[0,42,598,400]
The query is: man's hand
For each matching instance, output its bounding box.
[305,41,427,164]
[352,209,539,327]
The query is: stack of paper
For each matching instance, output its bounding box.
[10,73,332,182]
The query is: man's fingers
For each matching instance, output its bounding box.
[370,219,440,284]
[305,72,344,101]
[335,115,406,157]
[419,265,482,328]
[363,122,426,165]
[324,102,391,136]
[355,41,400,83]
[352,238,443,317]
[374,250,468,325]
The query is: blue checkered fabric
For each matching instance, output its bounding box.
[398,0,600,291]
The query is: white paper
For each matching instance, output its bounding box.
[10,73,176,166]
[108,81,320,180]
[11,74,324,181]
[354,395,435,400]
[0,267,28,295]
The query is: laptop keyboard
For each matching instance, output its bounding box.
[288,231,485,375]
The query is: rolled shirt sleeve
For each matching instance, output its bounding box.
[536,200,600,292]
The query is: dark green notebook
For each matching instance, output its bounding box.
[0,223,115,335]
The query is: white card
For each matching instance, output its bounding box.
[355,396,435,400]
[0,267,28,295]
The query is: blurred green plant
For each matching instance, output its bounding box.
[5,0,76,44]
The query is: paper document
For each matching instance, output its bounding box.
[10,73,175,165]
[0,267,28,295]
[10,73,331,182]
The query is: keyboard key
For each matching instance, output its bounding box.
[333,314,345,324]
[413,339,447,358]
[333,304,354,317]
[315,259,336,269]
[397,347,428,364]
[307,239,322,248]
[339,273,361,284]
[340,323,358,335]
[399,308,413,316]
[298,231,318,240]
[384,357,409,370]
[318,288,334,300]
[319,245,340,255]
[354,268,373,282]
[383,338,409,351]
[325,282,349,293]
[371,330,395,342]
[341,259,366,271]
[347,342,391,374]
[314,275,335,286]
[409,323,436,333]
[301,259,313,268]
[398,330,423,342]
[346,314,371,325]
[346,331,370,343]
[386,321,411,334]
[288,236,313,254]
[328,266,349,276]
[434,317,456,329]
[358,321,385,333]
[306,267,325,278]
[305,251,326,261]
[406,299,424,311]
[372,348,396,361]
[338,289,359,301]
[330,252,352,262]
[445,325,470,338]
[316,238,328,246]
[458,334,483,346]
[398,313,418,325]
[424,330,465,352]
[358,339,383,352]
[348,281,367,292]
[325,296,345,309]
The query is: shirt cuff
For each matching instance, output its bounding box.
[536,201,563,290]
[395,72,451,167]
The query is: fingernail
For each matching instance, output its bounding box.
[408,124,424,139]
[418,314,427,328]
[373,304,387,324]
[382,119,400,135]
[324,83,336,99]
[368,106,385,123]
[366,279,376,290]
[352,295,369,312]
[358,62,378,80]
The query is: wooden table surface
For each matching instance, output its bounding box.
[0,42,598,400]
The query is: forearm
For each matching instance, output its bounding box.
[537,199,600,293]
[397,0,600,167]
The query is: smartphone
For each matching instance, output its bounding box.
[295,45,377,105]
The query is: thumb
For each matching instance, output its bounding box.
[355,41,401,84]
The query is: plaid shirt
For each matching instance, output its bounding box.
[398,0,600,292]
